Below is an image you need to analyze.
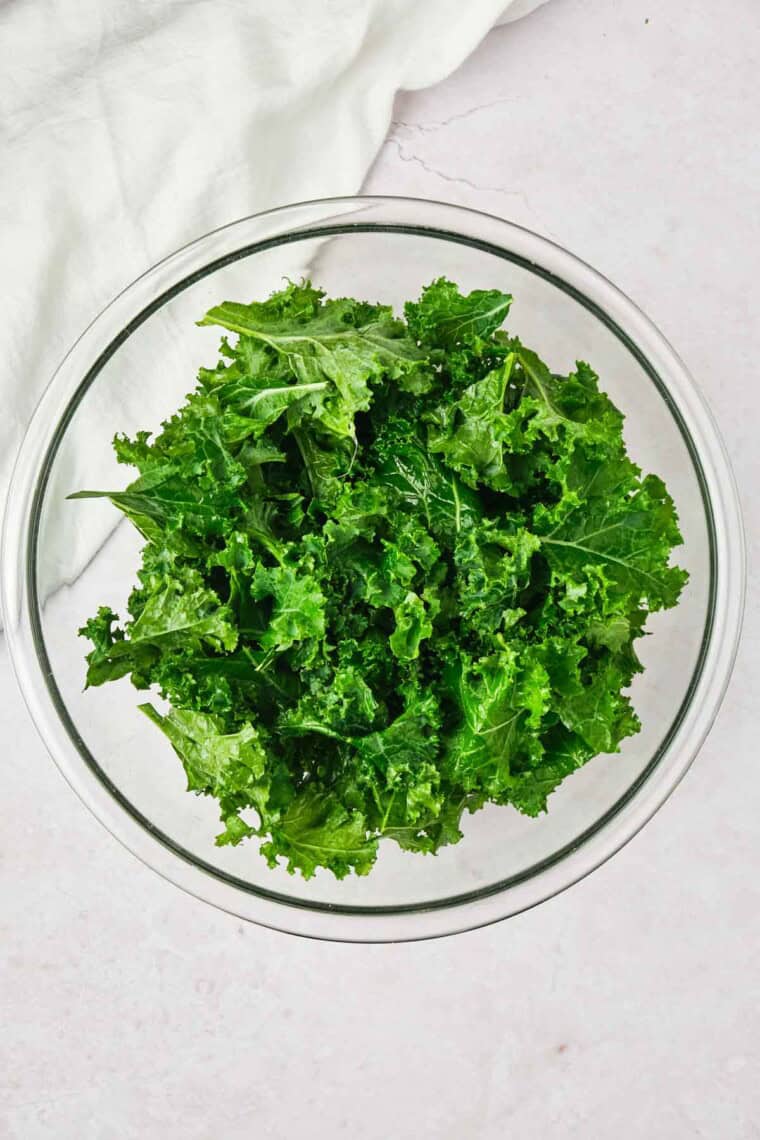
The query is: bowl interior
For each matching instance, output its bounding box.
[32,223,711,912]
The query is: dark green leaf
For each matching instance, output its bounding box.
[73,277,687,879]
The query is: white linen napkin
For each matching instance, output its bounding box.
[0,0,547,604]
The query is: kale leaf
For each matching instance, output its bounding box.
[72,278,687,878]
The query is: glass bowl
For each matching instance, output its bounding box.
[1,197,745,942]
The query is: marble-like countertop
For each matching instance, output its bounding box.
[2,1,758,1136]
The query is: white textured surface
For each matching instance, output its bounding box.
[2,1,759,1137]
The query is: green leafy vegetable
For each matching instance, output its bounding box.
[73,278,687,879]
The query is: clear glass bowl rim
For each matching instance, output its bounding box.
[1,196,746,942]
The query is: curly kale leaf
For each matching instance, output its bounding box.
[72,278,687,879]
